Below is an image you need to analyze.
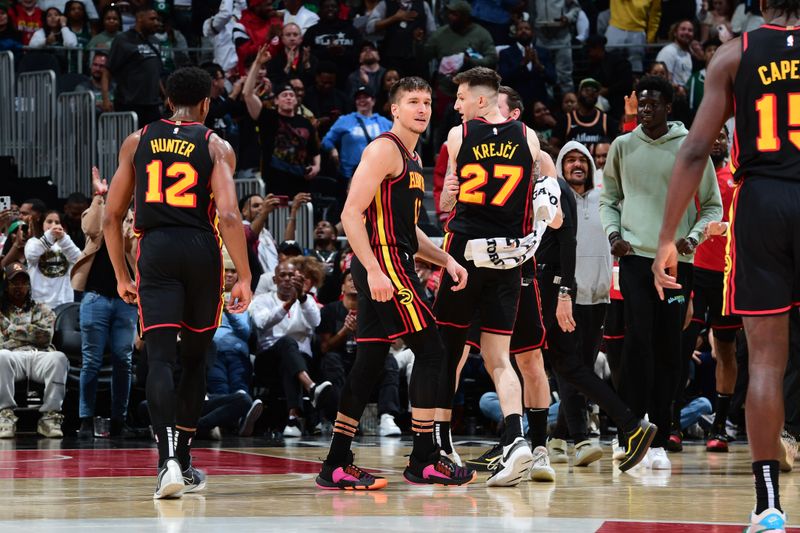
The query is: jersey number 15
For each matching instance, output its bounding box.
[144,160,198,208]
[755,93,800,152]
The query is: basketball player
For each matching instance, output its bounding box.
[314,77,476,490]
[103,67,252,499]
[434,67,542,487]
[654,3,800,529]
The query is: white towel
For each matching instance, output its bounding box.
[464,176,561,269]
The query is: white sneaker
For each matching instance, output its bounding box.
[611,437,627,461]
[529,445,556,482]
[208,427,222,441]
[0,409,17,439]
[779,430,797,473]
[283,419,302,438]
[378,413,401,437]
[487,437,533,487]
[649,447,671,470]
[746,507,787,532]
[546,438,569,464]
[154,458,184,499]
[441,448,463,467]
[574,439,603,467]
[37,411,64,438]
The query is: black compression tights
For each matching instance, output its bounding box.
[144,328,215,429]
[338,327,445,421]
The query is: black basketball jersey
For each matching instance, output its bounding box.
[732,25,800,182]
[447,118,535,239]
[365,132,425,255]
[133,119,216,233]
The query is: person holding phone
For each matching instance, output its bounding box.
[28,7,78,49]
[243,45,322,197]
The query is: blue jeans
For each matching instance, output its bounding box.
[79,292,138,419]
[478,392,560,434]
[680,396,713,430]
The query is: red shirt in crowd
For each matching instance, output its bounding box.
[9,4,43,46]
[693,165,736,273]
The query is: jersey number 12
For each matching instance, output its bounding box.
[144,160,198,208]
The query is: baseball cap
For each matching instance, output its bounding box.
[278,240,303,256]
[6,219,27,235]
[446,0,472,15]
[4,262,29,281]
[579,78,602,91]
[354,85,374,99]
[275,84,296,96]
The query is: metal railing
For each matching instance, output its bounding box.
[234,176,265,201]
[268,202,314,250]
[14,71,57,178]
[0,51,14,158]
[55,91,96,196]
[97,112,138,181]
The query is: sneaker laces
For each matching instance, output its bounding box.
[343,463,373,481]
[436,455,470,478]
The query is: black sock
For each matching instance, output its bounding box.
[753,460,781,514]
[435,421,453,454]
[411,419,436,460]
[153,425,175,468]
[526,408,549,448]
[175,428,195,471]
[502,414,523,446]
[713,393,731,431]
[326,419,357,465]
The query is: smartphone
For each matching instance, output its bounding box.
[275,195,290,206]
[0,196,10,212]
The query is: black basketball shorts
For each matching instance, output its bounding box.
[136,227,223,333]
[691,267,742,342]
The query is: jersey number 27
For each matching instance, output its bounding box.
[458,163,524,206]
[144,160,198,208]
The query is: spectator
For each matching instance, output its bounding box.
[0,5,22,51]
[24,211,80,309]
[498,19,556,108]
[20,199,47,238]
[282,0,319,34]
[233,0,283,72]
[64,0,92,49]
[300,61,350,136]
[1,199,46,270]
[239,193,275,291]
[208,249,252,395]
[530,100,556,143]
[593,138,610,187]
[77,52,115,112]
[346,41,386,100]
[533,0,580,93]
[353,0,382,44]
[38,0,98,22]
[471,0,523,45]
[655,19,702,88]
[308,220,344,305]
[203,0,246,73]
[86,5,121,51]
[29,7,79,50]
[321,85,392,182]
[552,78,617,152]
[153,15,190,74]
[61,192,89,250]
[647,60,669,80]
[605,0,661,73]
[700,0,734,42]
[9,0,43,46]
[0,262,69,439]
[244,47,322,197]
[317,270,403,435]
[303,0,363,87]
[367,0,436,77]
[686,38,720,116]
[201,62,245,141]
[373,67,399,119]
[584,34,633,119]
[289,76,316,123]
[730,0,764,34]
[71,170,138,439]
[266,22,316,88]
[560,90,577,115]
[102,6,162,122]
[289,254,326,303]
[250,261,330,437]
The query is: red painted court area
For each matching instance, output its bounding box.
[597,522,800,532]
[0,448,321,478]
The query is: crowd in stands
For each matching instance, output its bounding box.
[2,0,799,466]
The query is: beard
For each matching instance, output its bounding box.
[711,152,727,166]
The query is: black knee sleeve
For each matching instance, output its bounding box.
[404,327,447,410]
[338,342,390,421]
[144,328,179,428]
[434,326,468,409]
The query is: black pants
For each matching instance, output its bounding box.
[197,392,252,436]
[553,303,608,441]
[253,336,309,411]
[618,255,693,448]
[320,350,401,416]
[538,268,637,437]
[604,299,625,390]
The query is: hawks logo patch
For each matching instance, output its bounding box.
[397,288,414,305]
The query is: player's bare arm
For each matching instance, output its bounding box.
[415,227,468,291]
[209,134,253,312]
[340,138,403,302]
[102,130,141,305]
[439,125,463,213]
[653,37,739,298]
